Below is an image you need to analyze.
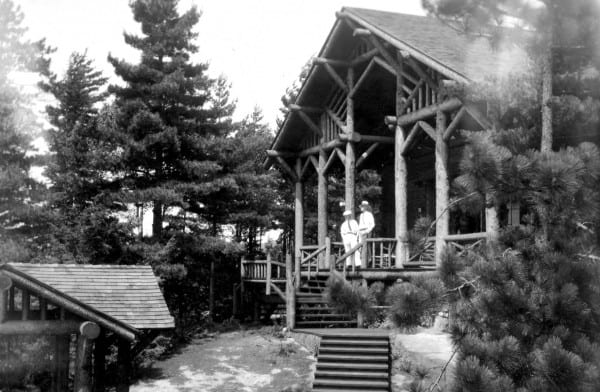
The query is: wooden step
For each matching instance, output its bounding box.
[316,362,388,371]
[317,354,388,363]
[319,346,388,355]
[298,313,353,319]
[320,338,389,347]
[295,320,357,327]
[313,378,389,389]
[315,370,388,379]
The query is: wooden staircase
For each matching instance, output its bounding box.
[295,277,357,328]
[313,334,391,391]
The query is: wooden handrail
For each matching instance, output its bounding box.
[301,245,327,264]
[444,232,487,241]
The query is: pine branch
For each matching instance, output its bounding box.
[428,346,458,392]
[423,191,480,241]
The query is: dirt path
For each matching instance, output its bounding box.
[132,329,315,392]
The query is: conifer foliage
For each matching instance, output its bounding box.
[108,0,215,240]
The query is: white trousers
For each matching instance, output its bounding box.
[342,235,361,267]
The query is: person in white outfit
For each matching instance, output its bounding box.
[358,200,375,267]
[340,210,360,268]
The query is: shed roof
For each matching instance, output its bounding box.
[2,263,174,331]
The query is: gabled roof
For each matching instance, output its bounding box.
[342,7,530,83]
[269,7,530,153]
[1,263,174,332]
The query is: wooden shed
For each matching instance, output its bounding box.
[0,263,174,392]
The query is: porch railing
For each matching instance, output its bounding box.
[240,254,286,297]
[446,232,487,256]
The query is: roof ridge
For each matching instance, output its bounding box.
[7,262,152,269]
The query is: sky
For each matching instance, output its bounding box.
[15,0,426,129]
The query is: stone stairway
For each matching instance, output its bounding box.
[295,278,356,328]
[312,334,391,391]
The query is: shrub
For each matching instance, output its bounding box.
[325,274,375,318]
[386,276,445,329]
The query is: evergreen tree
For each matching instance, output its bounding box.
[0,0,51,261]
[423,0,600,151]
[38,52,133,264]
[108,0,216,240]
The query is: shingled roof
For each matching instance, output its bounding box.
[342,7,530,82]
[2,263,174,331]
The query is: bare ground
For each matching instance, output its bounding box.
[131,328,315,392]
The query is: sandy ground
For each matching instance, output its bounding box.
[131,329,315,392]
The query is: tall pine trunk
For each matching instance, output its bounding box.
[152,201,163,239]
[540,40,553,153]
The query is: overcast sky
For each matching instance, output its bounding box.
[16,0,425,128]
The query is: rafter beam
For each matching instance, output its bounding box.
[298,139,345,157]
[287,104,323,114]
[417,121,437,141]
[266,149,296,158]
[360,135,395,144]
[322,63,348,92]
[350,58,376,98]
[385,98,462,127]
[300,157,312,179]
[369,35,401,73]
[353,28,371,37]
[399,79,424,114]
[314,57,351,67]
[465,104,493,130]
[323,148,338,174]
[406,57,438,92]
[443,106,467,141]
[335,147,346,166]
[326,109,347,133]
[356,142,380,169]
[296,111,323,138]
[400,122,422,155]
[373,57,415,92]
[309,155,319,172]
[351,48,379,66]
[275,156,298,182]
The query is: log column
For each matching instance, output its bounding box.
[318,146,328,269]
[394,55,408,268]
[345,67,356,214]
[294,158,303,287]
[55,334,70,392]
[285,253,296,329]
[435,109,449,266]
[74,321,101,392]
[93,330,106,392]
[116,339,132,392]
[0,275,11,323]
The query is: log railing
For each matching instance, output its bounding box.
[240,254,286,297]
[406,237,436,266]
[446,232,487,256]
[365,238,396,268]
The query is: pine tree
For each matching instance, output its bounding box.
[0,0,51,261]
[423,0,600,151]
[108,0,216,240]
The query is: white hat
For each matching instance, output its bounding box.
[360,200,369,206]
[343,210,352,216]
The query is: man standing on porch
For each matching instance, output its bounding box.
[340,210,360,268]
[358,200,375,267]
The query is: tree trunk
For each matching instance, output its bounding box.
[540,40,553,153]
[152,201,162,239]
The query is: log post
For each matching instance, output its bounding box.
[0,275,11,323]
[55,334,70,392]
[93,330,106,392]
[22,290,30,320]
[325,236,331,271]
[232,283,238,317]
[40,298,47,320]
[394,53,408,268]
[74,322,100,392]
[266,253,272,295]
[8,286,15,312]
[294,158,303,288]
[435,109,449,267]
[116,339,131,392]
[345,67,356,214]
[318,145,328,269]
[285,253,296,329]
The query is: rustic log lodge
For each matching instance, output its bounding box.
[0,263,173,392]
[239,8,529,329]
